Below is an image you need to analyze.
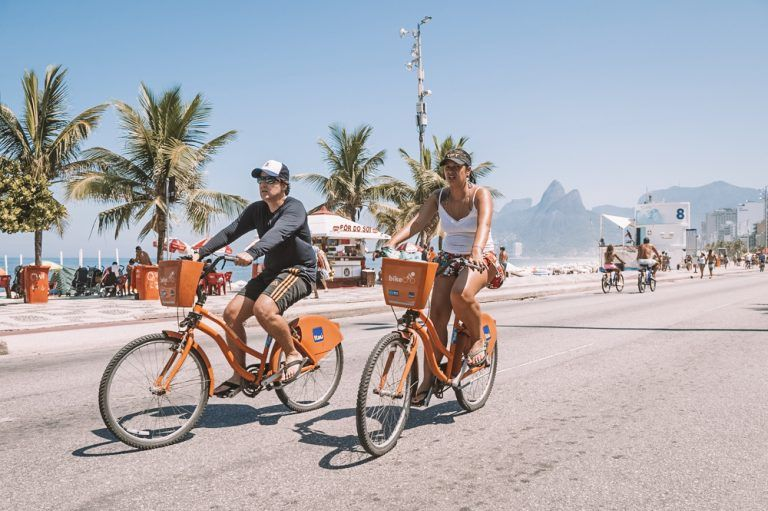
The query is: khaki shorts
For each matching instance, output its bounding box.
[237,267,311,314]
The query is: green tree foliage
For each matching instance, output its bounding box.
[294,124,399,221]
[0,65,107,265]
[0,159,66,233]
[65,84,247,262]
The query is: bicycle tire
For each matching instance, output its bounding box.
[637,273,646,293]
[615,273,624,292]
[99,333,209,449]
[356,333,413,457]
[276,344,343,412]
[455,342,498,412]
[649,277,657,292]
[601,274,610,293]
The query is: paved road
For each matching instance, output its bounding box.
[2,270,767,510]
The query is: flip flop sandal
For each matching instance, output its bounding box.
[213,381,242,398]
[466,339,489,368]
[279,358,309,385]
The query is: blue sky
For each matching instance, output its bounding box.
[2,0,767,258]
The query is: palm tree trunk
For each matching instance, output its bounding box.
[156,214,166,263]
[34,230,43,266]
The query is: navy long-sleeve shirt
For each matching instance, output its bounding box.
[197,197,316,284]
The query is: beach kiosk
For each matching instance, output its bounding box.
[308,207,390,288]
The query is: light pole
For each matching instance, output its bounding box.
[401,16,432,165]
[763,185,767,249]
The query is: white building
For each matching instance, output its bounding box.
[736,201,763,237]
[635,202,691,265]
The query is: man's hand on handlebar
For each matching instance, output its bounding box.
[234,252,253,266]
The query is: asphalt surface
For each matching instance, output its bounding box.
[1,270,767,510]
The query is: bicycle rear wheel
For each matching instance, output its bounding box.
[356,333,413,457]
[99,333,209,449]
[637,272,646,293]
[601,274,610,293]
[455,343,498,412]
[276,344,343,412]
[649,276,657,292]
[615,273,624,292]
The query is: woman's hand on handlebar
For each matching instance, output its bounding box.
[468,248,485,272]
[234,252,253,266]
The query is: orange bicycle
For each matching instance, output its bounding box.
[355,257,498,456]
[98,256,344,449]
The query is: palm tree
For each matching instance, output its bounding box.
[294,124,399,221]
[0,65,108,265]
[65,84,247,262]
[371,135,501,246]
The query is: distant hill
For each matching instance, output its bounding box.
[491,180,761,256]
[639,182,760,228]
[495,181,600,256]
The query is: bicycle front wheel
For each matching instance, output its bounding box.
[601,274,610,293]
[356,333,413,457]
[615,273,624,292]
[276,344,343,412]
[98,333,210,449]
[455,342,498,412]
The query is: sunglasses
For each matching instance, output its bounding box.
[257,176,281,185]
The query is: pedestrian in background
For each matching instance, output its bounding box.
[706,250,716,279]
[135,246,152,265]
[312,245,330,298]
[698,252,706,279]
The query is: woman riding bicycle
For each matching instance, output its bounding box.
[382,148,503,405]
[603,245,625,276]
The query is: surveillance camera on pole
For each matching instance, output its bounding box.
[401,16,432,166]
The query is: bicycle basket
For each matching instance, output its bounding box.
[381,258,438,309]
[158,260,204,307]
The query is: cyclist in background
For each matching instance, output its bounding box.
[637,237,660,275]
[603,245,625,277]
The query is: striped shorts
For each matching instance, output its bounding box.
[238,266,311,314]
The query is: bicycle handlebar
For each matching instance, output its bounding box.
[376,250,485,273]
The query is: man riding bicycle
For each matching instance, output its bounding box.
[194,160,316,397]
[637,237,660,274]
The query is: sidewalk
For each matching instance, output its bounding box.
[0,268,742,336]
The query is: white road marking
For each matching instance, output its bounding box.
[497,343,594,374]
[0,417,16,423]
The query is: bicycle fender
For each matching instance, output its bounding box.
[291,315,343,361]
[481,313,498,356]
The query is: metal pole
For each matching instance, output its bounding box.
[763,186,768,248]
[416,24,425,165]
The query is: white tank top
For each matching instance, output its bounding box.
[438,188,494,254]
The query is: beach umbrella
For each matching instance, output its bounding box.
[41,260,63,270]
[191,238,232,255]
[169,238,188,253]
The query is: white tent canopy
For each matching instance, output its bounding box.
[308,211,390,240]
[602,214,633,229]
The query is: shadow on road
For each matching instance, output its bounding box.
[292,400,465,470]
[357,322,395,331]
[501,324,768,333]
[72,403,293,458]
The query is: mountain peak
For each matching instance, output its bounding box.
[538,180,566,208]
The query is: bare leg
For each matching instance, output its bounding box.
[217,294,255,389]
[450,267,493,365]
[414,275,455,401]
[253,295,302,380]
